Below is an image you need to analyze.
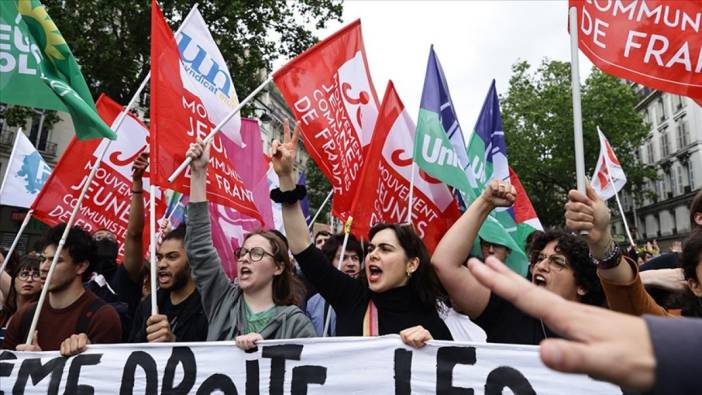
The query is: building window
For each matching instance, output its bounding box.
[660,131,669,158]
[657,97,667,121]
[672,95,685,111]
[676,116,690,149]
[677,166,684,196]
[690,165,695,189]
[29,113,49,151]
[646,140,654,163]
[643,109,650,125]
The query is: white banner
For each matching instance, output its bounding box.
[0,131,51,208]
[0,336,621,394]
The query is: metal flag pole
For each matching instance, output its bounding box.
[308,190,333,231]
[23,4,203,344]
[605,162,636,247]
[322,217,353,337]
[0,209,33,277]
[167,76,274,183]
[407,162,416,224]
[569,6,588,236]
[149,185,158,314]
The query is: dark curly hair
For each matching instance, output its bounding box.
[0,255,41,327]
[679,231,702,317]
[528,228,606,307]
[321,233,363,267]
[42,223,95,282]
[364,223,448,312]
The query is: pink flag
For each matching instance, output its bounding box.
[209,119,274,278]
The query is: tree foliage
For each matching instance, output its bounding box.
[42,0,342,108]
[501,60,655,227]
[305,157,332,225]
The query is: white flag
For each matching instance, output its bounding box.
[591,126,627,201]
[0,130,51,208]
[176,7,243,146]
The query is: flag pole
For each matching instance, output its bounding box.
[167,76,273,183]
[322,216,353,336]
[25,142,112,344]
[604,162,636,248]
[407,162,416,224]
[0,209,33,277]
[308,190,333,231]
[569,6,588,236]
[23,5,201,344]
[149,185,158,315]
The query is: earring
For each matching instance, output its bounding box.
[406,270,413,278]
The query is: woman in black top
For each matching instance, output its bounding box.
[271,122,452,345]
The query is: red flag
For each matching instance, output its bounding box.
[32,95,167,261]
[273,20,380,221]
[150,0,262,223]
[569,1,702,101]
[349,82,460,252]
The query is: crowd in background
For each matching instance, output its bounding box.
[0,125,701,395]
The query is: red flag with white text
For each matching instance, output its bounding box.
[32,95,167,261]
[150,0,263,223]
[349,82,460,252]
[591,127,627,201]
[273,19,380,222]
[569,1,702,102]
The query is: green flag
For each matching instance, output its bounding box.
[0,0,116,140]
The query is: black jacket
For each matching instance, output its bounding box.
[128,288,208,343]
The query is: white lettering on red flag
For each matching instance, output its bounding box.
[350,82,460,251]
[32,95,166,260]
[273,20,379,221]
[569,0,702,101]
[150,1,262,223]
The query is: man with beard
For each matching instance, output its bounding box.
[128,225,208,342]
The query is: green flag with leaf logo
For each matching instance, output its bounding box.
[0,0,116,140]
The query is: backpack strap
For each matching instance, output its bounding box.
[76,297,106,335]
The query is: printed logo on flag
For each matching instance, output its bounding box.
[338,51,378,146]
[18,151,51,194]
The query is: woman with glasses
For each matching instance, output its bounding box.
[271,122,452,347]
[0,255,43,328]
[432,179,604,344]
[185,139,315,350]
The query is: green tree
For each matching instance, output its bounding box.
[305,157,332,225]
[501,60,655,227]
[40,0,342,108]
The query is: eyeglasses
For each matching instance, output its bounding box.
[480,240,508,251]
[530,252,569,272]
[18,270,42,281]
[235,247,275,262]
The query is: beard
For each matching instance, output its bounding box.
[167,266,191,292]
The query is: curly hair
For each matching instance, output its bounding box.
[365,223,448,312]
[42,223,95,282]
[679,231,702,317]
[528,228,606,306]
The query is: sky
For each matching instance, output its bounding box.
[300,0,594,137]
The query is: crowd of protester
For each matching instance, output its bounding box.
[0,123,701,394]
